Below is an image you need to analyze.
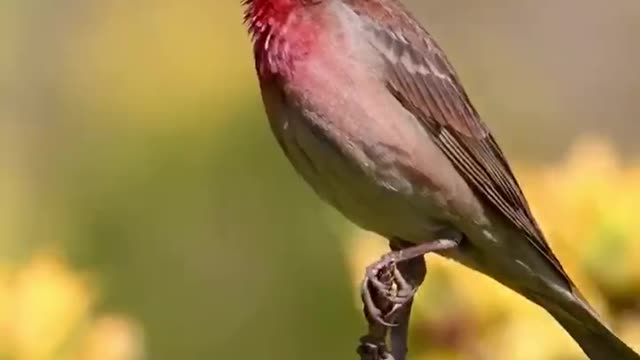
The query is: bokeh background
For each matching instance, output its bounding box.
[2,0,640,359]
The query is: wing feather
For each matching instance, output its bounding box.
[346,0,570,283]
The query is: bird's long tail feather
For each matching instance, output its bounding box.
[536,291,640,360]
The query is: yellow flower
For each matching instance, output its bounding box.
[9,253,93,359]
[80,316,145,360]
[0,252,145,360]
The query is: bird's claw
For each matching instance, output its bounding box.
[361,254,417,327]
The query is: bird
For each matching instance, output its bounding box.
[241,0,640,359]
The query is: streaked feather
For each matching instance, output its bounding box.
[345,0,572,287]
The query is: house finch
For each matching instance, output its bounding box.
[242,0,639,359]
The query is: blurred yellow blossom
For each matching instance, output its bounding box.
[520,136,640,304]
[9,253,93,359]
[0,253,145,360]
[80,316,145,360]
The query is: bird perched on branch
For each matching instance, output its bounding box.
[241,0,640,359]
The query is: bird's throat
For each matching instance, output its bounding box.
[243,0,320,78]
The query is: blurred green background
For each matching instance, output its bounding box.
[1,1,639,359]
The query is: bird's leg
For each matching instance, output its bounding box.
[358,236,460,360]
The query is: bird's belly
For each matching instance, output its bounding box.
[273,109,450,241]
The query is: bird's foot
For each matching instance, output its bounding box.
[358,237,460,360]
[361,254,416,326]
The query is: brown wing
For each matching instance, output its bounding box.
[347,0,571,283]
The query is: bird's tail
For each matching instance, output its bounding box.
[535,290,640,360]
